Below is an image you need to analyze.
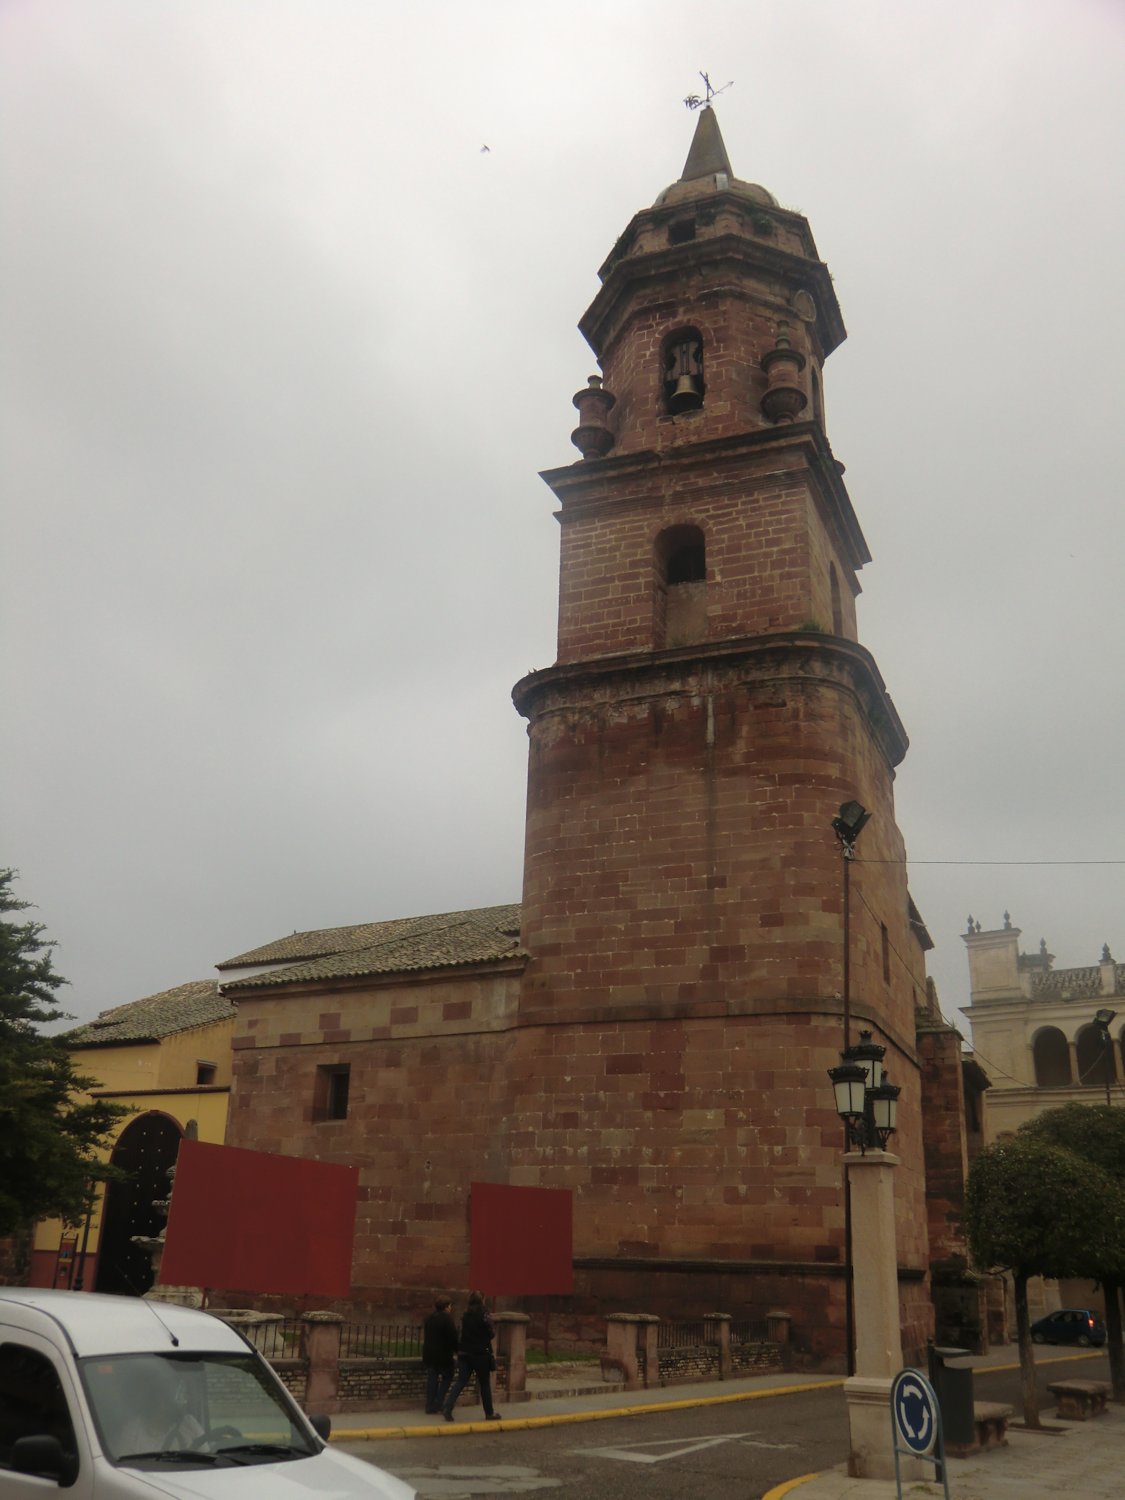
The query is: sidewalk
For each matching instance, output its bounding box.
[772,1401,1124,1500]
[329,1346,1124,1500]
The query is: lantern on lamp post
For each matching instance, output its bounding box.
[828,1031,900,1152]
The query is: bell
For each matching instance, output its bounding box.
[668,373,703,413]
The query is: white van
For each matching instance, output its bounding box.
[0,1288,415,1498]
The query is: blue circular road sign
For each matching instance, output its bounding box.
[891,1368,939,1456]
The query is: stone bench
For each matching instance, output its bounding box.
[944,1401,1013,1457]
[973,1401,1014,1449]
[1046,1379,1111,1421]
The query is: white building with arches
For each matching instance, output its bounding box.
[962,915,1123,1138]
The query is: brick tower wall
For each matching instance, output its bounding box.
[511,640,931,1364]
[554,453,858,665]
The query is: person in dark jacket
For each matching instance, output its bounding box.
[441,1289,499,1421]
[422,1296,459,1414]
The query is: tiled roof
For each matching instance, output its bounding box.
[65,980,234,1047]
[218,903,525,990]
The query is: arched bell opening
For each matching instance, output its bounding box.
[661,328,705,415]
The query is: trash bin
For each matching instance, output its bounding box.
[928,1343,975,1448]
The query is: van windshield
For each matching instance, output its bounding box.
[78,1351,319,1469]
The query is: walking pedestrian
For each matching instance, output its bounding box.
[422,1296,459,1414]
[441,1290,500,1421]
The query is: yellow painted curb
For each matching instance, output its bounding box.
[331,1378,844,1443]
[761,1474,822,1500]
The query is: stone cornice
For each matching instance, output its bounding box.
[575,1254,925,1281]
[540,421,870,576]
[511,631,908,771]
[583,223,845,363]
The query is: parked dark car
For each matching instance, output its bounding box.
[1030,1308,1107,1347]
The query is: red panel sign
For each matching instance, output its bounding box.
[160,1139,358,1297]
[468,1182,573,1296]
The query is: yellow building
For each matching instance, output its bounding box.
[30,980,235,1293]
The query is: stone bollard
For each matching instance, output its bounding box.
[638,1316,660,1387]
[493,1311,529,1398]
[704,1313,732,1379]
[605,1313,659,1391]
[300,1312,344,1417]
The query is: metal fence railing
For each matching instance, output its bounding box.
[656,1320,710,1349]
[253,1319,303,1360]
[729,1319,768,1345]
[339,1323,425,1359]
[656,1318,770,1349]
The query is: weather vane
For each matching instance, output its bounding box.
[684,71,733,111]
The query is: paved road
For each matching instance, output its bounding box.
[340,1383,845,1500]
[339,1351,1112,1500]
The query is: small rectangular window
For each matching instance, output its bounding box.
[668,218,696,245]
[196,1061,217,1086]
[316,1064,350,1122]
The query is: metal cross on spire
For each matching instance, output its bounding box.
[683,71,733,111]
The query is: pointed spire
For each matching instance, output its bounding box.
[680,107,733,183]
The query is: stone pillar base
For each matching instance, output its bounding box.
[844,1375,922,1482]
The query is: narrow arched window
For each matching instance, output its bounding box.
[662,328,705,414]
[829,563,843,634]
[654,524,707,648]
[811,365,823,426]
[1032,1027,1071,1087]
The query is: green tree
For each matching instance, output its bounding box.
[964,1133,1124,1426]
[1021,1102,1125,1401]
[0,869,125,1237]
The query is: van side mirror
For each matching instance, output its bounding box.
[11,1433,79,1486]
[309,1412,332,1441]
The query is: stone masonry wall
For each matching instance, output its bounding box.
[227,972,520,1301]
[917,1022,971,1270]
[550,438,860,668]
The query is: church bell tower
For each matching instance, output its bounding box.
[510,108,930,1360]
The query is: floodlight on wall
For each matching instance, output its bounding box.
[831,800,871,851]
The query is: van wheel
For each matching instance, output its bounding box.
[1032,1332,1045,1343]
[1077,1334,1091,1347]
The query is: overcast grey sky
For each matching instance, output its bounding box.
[3,1,1123,1051]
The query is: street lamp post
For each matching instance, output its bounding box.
[830,801,871,1378]
[827,1032,908,1481]
[831,801,871,1050]
[1095,1008,1117,1107]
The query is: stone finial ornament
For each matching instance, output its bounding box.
[571,375,617,460]
[759,320,808,424]
[1003,911,1011,929]
[1102,943,1113,963]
